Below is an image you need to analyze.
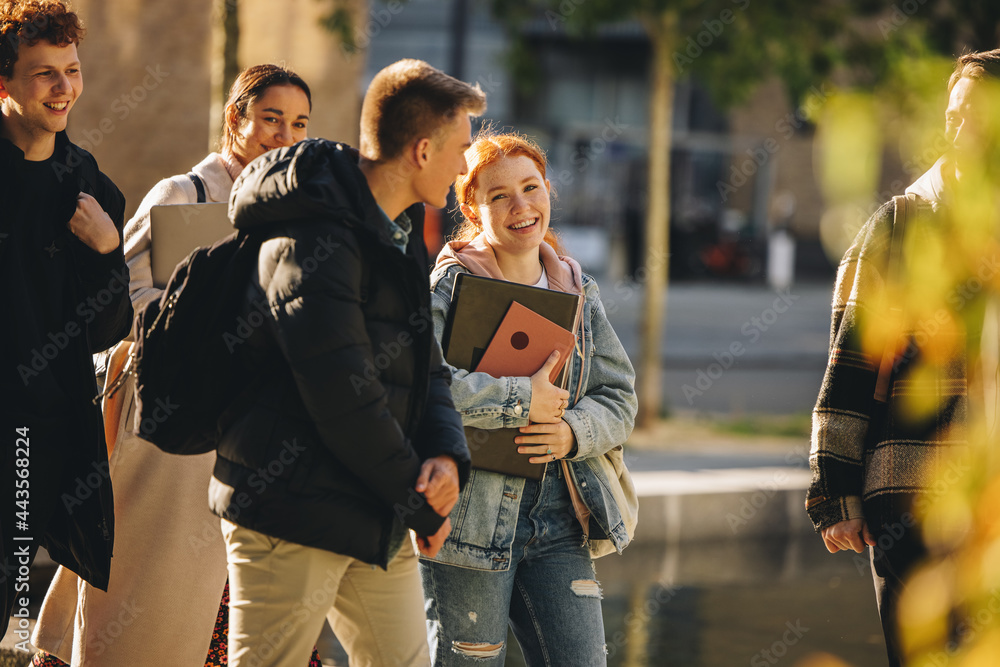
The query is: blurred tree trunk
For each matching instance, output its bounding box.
[636,10,677,429]
[209,0,240,149]
[623,582,651,665]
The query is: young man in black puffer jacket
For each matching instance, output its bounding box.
[209,59,485,666]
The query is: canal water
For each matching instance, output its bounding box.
[316,534,888,666]
[585,536,887,667]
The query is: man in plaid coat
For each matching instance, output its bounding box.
[807,49,1000,666]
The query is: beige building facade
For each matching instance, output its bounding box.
[69,0,365,218]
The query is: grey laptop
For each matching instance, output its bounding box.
[149,203,233,288]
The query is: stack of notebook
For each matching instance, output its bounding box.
[441,273,582,479]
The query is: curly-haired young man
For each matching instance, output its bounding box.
[1,0,131,638]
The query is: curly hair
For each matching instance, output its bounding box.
[0,1,84,77]
[451,130,565,255]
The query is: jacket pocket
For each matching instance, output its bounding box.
[448,469,509,549]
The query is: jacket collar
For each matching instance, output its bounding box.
[0,120,74,162]
[905,156,950,211]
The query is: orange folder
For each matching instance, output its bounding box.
[474,301,576,383]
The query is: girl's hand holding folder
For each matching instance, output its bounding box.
[528,350,571,423]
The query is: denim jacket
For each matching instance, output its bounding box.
[424,263,637,571]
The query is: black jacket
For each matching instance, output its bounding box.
[1,130,131,591]
[209,139,470,567]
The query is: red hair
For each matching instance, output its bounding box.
[452,131,565,255]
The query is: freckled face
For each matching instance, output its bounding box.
[469,155,551,259]
[229,84,310,165]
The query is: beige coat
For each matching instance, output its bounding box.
[32,154,236,665]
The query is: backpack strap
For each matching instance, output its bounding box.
[187,172,207,203]
[874,194,915,402]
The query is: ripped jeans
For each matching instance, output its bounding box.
[420,465,607,666]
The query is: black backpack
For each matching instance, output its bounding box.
[121,230,265,454]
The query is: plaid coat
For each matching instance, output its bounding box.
[806,196,969,535]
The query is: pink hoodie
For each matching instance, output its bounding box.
[433,233,585,297]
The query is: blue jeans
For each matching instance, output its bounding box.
[420,465,607,666]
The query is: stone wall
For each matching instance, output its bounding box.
[68,0,365,219]
[240,0,365,149]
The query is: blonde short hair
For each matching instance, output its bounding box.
[360,59,486,162]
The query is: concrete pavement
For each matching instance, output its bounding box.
[597,279,833,414]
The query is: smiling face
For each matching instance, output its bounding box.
[0,40,82,158]
[228,83,310,165]
[466,154,551,260]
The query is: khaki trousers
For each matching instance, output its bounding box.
[221,519,431,667]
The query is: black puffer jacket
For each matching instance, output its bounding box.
[209,139,470,567]
[1,130,130,593]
